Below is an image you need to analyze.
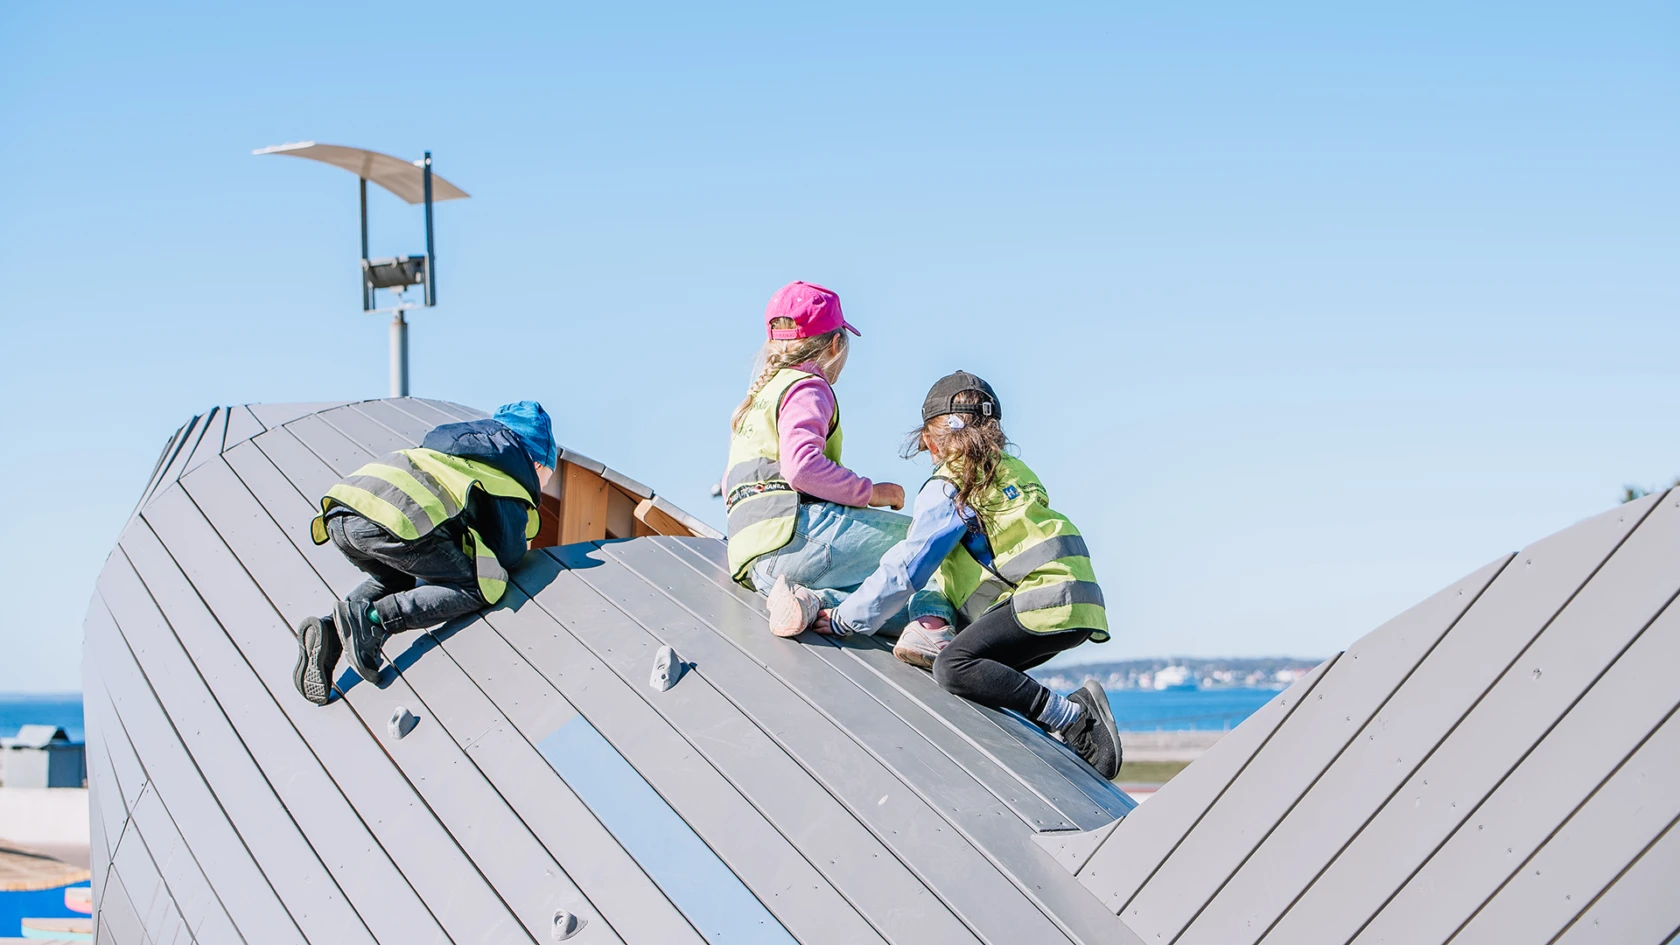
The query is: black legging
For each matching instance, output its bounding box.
[931,604,1092,718]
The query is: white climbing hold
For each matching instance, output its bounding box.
[650,645,685,692]
[552,909,586,941]
[388,706,418,740]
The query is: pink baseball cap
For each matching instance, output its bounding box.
[764,281,861,340]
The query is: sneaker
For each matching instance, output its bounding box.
[292,615,341,706]
[1062,680,1123,780]
[893,621,957,670]
[334,599,386,683]
[766,575,821,638]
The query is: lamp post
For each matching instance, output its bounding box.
[254,142,470,397]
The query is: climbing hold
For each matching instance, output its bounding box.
[388,706,418,740]
[552,909,586,941]
[650,645,685,692]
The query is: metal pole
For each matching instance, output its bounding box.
[422,151,435,306]
[390,311,409,397]
[359,177,371,310]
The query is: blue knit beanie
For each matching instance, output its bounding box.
[492,401,557,468]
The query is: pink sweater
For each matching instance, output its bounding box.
[776,363,873,506]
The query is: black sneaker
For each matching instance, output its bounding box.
[1063,680,1123,780]
[292,616,341,706]
[334,599,385,683]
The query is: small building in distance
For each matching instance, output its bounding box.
[0,726,86,789]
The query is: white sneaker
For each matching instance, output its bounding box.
[767,575,822,637]
[893,621,957,669]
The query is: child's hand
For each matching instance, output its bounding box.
[869,483,906,510]
[812,609,836,634]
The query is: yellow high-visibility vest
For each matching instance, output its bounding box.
[724,368,843,582]
[310,448,539,604]
[926,454,1108,638]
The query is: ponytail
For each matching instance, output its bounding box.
[904,389,1011,524]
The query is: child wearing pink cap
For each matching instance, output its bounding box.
[723,281,914,637]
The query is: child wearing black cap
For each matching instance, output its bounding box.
[798,371,1122,779]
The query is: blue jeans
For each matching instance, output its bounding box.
[748,501,913,636]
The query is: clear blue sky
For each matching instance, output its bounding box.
[2,1,1675,692]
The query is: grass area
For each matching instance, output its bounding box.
[1117,759,1191,784]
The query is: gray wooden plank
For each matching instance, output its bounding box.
[346,400,435,443]
[1079,657,1332,907]
[86,735,123,868]
[221,405,267,451]
[1354,588,1680,944]
[222,440,366,595]
[652,538,1091,831]
[118,516,449,945]
[83,685,137,838]
[84,598,306,945]
[184,460,636,945]
[1251,492,1680,945]
[1122,555,1508,940]
[109,792,186,945]
[1552,817,1680,945]
[1454,705,1680,944]
[417,398,487,420]
[180,407,229,476]
[1033,820,1120,875]
[89,788,112,922]
[134,425,185,515]
[224,439,684,945]
[102,867,151,945]
[144,414,205,503]
[497,556,931,945]
[139,483,527,945]
[280,413,377,472]
[1171,494,1661,945]
[663,536,1129,824]
[382,397,459,428]
[406,623,706,945]
[587,539,1097,945]
[313,404,414,456]
[99,544,378,945]
[246,402,350,428]
[128,779,244,945]
[558,448,606,475]
[169,467,564,945]
[246,427,341,507]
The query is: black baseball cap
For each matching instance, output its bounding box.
[921,371,1001,423]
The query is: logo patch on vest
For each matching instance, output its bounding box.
[1002,485,1020,500]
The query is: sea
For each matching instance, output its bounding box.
[0,688,1280,741]
[0,694,85,743]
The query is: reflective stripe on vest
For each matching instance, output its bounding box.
[310,448,538,605]
[724,368,843,582]
[930,455,1109,639]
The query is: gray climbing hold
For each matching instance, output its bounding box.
[551,909,586,941]
[650,644,685,692]
[388,706,418,740]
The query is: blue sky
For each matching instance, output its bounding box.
[2,1,1675,691]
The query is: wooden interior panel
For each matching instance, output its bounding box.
[606,486,638,539]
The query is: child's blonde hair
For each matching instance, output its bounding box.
[730,317,850,432]
[904,389,1011,522]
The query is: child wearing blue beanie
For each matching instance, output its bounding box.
[292,401,557,705]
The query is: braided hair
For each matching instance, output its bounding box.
[730,317,850,433]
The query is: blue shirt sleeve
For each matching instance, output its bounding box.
[832,480,967,635]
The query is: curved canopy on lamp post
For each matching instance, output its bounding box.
[253,141,470,203]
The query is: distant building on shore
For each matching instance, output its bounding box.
[0,726,86,789]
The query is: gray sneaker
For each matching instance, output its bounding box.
[334,599,386,683]
[1063,680,1123,780]
[766,575,822,638]
[292,615,341,706]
